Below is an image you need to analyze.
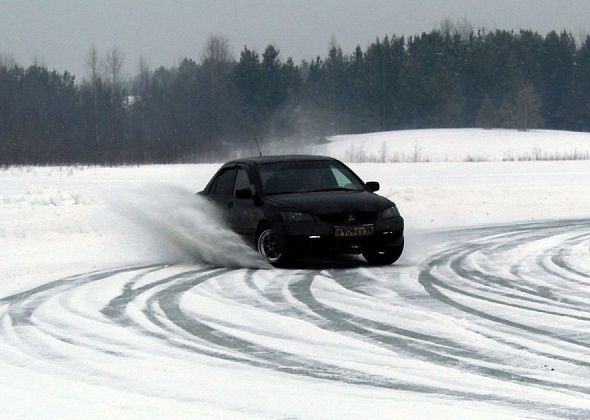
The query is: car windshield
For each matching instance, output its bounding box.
[259,160,365,195]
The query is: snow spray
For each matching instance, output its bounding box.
[110,185,269,269]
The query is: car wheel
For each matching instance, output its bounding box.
[257,228,285,266]
[362,239,404,266]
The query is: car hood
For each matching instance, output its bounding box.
[264,190,393,214]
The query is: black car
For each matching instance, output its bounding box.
[199,155,404,266]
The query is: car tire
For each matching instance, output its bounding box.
[257,228,287,266]
[362,239,404,266]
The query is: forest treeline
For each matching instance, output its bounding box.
[1,26,590,165]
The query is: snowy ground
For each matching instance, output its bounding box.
[313,128,590,162]
[1,130,590,419]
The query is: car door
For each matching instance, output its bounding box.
[209,167,237,223]
[231,166,260,239]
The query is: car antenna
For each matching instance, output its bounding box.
[254,136,263,157]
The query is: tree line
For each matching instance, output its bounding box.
[1,26,590,165]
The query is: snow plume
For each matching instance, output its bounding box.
[111,185,269,269]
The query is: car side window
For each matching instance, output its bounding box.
[208,176,219,193]
[330,166,355,189]
[233,168,251,197]
[213,168,237,198]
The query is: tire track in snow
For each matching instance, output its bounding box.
[0,220,589,418]
[418,220,590,393]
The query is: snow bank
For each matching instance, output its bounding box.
[350,160,590,229]
[312,128,590,162]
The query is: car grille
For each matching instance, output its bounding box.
[318,212,378,225]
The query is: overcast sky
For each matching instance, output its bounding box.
[2,0,590,80]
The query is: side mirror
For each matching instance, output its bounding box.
[235,188,253,199]
[366,181,380,192]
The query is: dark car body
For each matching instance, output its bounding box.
[199,155,404,265]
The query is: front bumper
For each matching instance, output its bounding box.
[272,215,404,255]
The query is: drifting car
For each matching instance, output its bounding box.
[199,155,404,266]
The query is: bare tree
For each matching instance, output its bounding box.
[0,52,17,68]
[105,47,124,88]
[577,30,588,48]
[86,45,102,84]
[439,18,474,40]
[500,83,543,130]
[516,83,543,131]
[136,56,151,98]
[202,34,233,64]
[329,35,340,52]
[31,56,47,68]
[476,95,499,129]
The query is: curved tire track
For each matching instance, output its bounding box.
[0,219,589,418]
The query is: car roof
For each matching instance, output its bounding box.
[225,155,336,166]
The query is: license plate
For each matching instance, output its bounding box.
[334,225,374,237]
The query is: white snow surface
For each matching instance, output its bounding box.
[313,128,590,162]
[1,129,590,419]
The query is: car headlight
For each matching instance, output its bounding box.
[380,205,400,219]
[280,211,314,222]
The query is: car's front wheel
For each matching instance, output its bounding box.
[362,239,404,266]
[257,228,286,266]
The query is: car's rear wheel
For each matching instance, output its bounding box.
[257,228,285,266]
[362,239,404,266]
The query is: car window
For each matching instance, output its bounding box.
[259,160,364,195]
[331,167,356,189]
[213,168,237,198]
[233,168,251,196]
[208,176,219,193]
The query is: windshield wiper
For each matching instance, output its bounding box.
[306,187,357,193]
[265,191,298,196]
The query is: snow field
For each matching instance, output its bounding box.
[314,128,590,162]
[1,129,590,419]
